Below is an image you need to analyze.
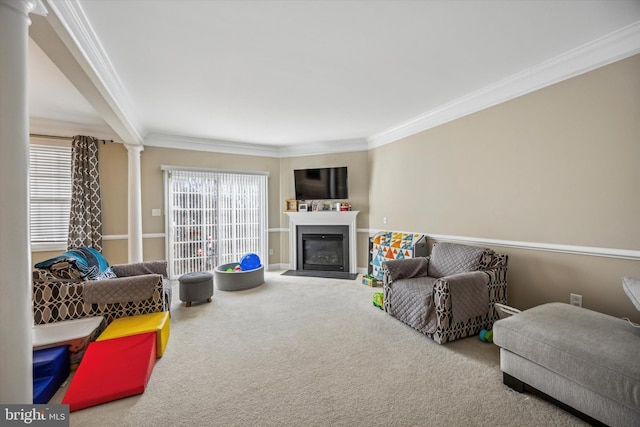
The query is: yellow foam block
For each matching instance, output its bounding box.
[97,312,170,357]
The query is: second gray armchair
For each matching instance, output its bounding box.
[382,241,508,344]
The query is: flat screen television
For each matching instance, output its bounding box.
[294,167,348,200]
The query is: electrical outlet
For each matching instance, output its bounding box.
[570,293,582,307]
[383,216,387,224]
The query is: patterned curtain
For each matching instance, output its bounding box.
[67,135,103,251]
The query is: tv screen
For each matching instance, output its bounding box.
[294,167,348,200]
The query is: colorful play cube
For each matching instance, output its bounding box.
[33,346,69,404]
[62,332,157,412]
[97,311,170,357]
[362,274,379,287]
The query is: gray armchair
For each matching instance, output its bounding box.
[382,242,508,344]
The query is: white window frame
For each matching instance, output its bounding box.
[29,138,72,252]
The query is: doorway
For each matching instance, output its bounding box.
[163,167,268,279]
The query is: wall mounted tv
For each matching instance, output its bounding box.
[294,167,348,200]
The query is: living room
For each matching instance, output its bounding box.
[1,0,639,424]
[30,53,640,322]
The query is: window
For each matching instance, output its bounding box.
[164,167,268,279]
[29,140,72,251]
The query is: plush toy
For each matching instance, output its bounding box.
[372,292,384,310]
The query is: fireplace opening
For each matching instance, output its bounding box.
[297,225,349,272]
[302,234,344,271]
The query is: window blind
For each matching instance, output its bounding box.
[166,168,268,279]
[29,142,72,250]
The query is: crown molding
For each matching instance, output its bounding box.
[44,0,144,144]
[367,21,640,149]
[32,0,48,16]
[278,138,369,157]
[145,132,369,158]
[145,132,283,158]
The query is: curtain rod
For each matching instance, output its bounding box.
[30,133,116,144]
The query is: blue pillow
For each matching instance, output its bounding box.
[35,247,116,280]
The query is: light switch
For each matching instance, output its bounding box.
[152,208,161,217]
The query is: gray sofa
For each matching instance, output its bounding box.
[382,242,508,344]
[493,296,640,426]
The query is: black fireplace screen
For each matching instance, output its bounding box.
[302,234,344,271]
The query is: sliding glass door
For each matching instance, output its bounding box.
[164,168,268,279]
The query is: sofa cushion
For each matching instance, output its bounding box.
[493,302,640,414]
[427,242,486,278]
[388,277,438,334]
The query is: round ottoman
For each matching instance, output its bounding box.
[179,271,213,307]
[214,263,264,291]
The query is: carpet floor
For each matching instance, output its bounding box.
[50,271,587,426]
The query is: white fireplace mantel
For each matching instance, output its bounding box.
[286,211,359,273]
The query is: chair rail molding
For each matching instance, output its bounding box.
[367,229,640,261]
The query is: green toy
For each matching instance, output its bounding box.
[372,292,384,309]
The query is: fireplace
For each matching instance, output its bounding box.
[297,225,349,272]
[286,211,359,273]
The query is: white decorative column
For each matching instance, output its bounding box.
[125,144,144,263]
[0,0,46,404]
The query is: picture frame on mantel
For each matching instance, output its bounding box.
[285,199,299,212]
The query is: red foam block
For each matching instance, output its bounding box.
[62,332,156,412]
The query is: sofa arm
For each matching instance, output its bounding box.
[484,265,508,323]
[435,271,490,325]
[111,260,168,278]
[382,257,430,284]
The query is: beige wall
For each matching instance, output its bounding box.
[368,54,640,321]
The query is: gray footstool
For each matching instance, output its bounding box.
[493,302,640,426]
[179,271,213,307]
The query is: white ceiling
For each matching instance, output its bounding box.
[28,0,640,154]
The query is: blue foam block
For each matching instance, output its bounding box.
[33,346,69,404]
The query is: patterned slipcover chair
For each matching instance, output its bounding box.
[382,242,508,344]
